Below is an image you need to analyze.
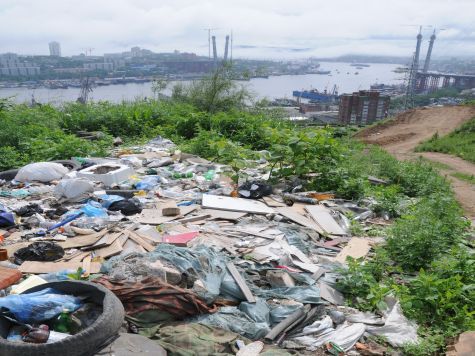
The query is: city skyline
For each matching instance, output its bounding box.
[0,0,474,59]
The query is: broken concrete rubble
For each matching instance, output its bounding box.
[0,136,421,354]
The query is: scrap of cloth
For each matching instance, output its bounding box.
[94,276,217,322]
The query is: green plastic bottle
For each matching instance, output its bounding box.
[53,309,72,333]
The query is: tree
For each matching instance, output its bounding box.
[151,78,168,100]
[171,64,251,113]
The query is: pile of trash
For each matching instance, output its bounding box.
[0,136,419,355]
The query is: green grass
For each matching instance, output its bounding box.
[416,117,475,164]
[451,172,475,185]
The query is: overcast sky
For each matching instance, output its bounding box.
[0,0,474,59]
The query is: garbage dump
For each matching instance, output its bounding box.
[0,136,421,355]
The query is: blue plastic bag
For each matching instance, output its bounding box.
[98,194,124,209]
[0,211,14,227]
[135,176,160,191]
[80,201,108,218]
[0,288,83,323]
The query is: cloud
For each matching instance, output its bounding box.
[0,0,473,58]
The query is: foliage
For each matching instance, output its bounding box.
[385,194,468,271]
[265,126,343,191]
[336,257,394,312]
[416,117,475,163]
[402,330,446,356]
[451,172,475,185]
[398,248,475,336]
[171,65,251,113]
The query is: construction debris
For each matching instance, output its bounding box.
[0,136,419,354]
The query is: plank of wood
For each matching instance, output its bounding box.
[68,251,91,262]
[59,229,108,249]
[335,237,371,263]
[202,208,247,221]
[19,261,101,274]
[202,194,274,215]
[93,239,123,259]
[276,207,325,234]
[128,231,155,252]
[135,205,198,225]
[226,262,256,303]
[121,238,146,254]
[305,205,347,235]
[173,214,211,224]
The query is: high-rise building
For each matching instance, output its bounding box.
[0,53,40,76]
[338,90,390,125]
[49,41,61,56]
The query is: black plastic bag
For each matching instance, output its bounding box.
[108,199,142,216]
[14,242,65,265]
[14,203,44,217]
[238,181,272,199]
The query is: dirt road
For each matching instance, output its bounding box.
[356,105,475,219]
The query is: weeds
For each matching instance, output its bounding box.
[416,117,475,163]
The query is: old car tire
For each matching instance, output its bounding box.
[0,281,125,356]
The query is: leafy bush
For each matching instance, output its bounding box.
[398,248,475,336]
[385,194,468,271]
[416,117,475,163]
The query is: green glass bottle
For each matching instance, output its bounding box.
[53,309,72,333]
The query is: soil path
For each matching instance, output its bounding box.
[356,105,475,219]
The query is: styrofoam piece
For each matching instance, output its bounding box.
[77,164,134,187]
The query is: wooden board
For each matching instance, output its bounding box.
[127,231,155,252]
[226,262,256,303]
[93,239,123,258]
[121,239,146,254]
[305,205,347,235]
[275,207,325,234]
[203,209,247,221]
[202,194,274,215]
[135,205,198,225]
[59,229,108,249]
[19,261,101,274]
[335,237,371,263]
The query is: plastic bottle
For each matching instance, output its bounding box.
[204,170,216,181]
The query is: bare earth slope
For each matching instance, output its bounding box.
[356,105,475,219]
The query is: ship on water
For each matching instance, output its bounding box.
[292,85,339,103]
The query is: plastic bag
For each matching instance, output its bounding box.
[108,199,142,216]
[0,287,83,323]
[256,286,321,304]
[238,299,270,324]
[54,178,94,202]
[80,201,108,218]
[14,242,64,265]
[0,211,14,227]
[366,299,418,347]
[15,162,69,183]
[193,306,270,340]
[99,194,124,209]
[238,181,272,199]
[135,176,161,191]
[269,303,303,325]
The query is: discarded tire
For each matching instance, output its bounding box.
[0,280,125,356]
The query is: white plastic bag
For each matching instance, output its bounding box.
[54,178,94,202]
[15,162,69,183]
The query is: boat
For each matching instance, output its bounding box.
[292,86,338,103]
[350,63,370,67]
